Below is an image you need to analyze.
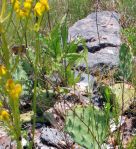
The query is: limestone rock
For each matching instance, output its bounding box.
[40,128,73,149]
[68,11,121,68]
[80,47,119,68]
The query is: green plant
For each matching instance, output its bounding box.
[111,83,135,113]
[127,135,136,148]
[122,27,136,56]
[41,16,85,87]
[0,1,50,148]
[119,44,133,80]
[100,85,115,121]
[122,27,136,90]
[65,106,109,149]
[0,66,22,149]
[46,0,91,28]
[117,0,136,27]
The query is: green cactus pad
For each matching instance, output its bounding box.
[65,106,109,149]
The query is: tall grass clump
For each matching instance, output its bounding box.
[44,0,92,29]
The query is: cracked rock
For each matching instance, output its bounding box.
[68,11,121,68]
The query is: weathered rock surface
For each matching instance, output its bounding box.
[80,47,119,68]
[40,128,73,149]
[68,11,121,68]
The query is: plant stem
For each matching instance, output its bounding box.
[10,99,22,149]
[1,31,10,69]
[31,31,40,148]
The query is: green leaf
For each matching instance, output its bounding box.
[65,106,109,149]
[111,83,135,113]
[66,53,83,65]
[119,44,133,79]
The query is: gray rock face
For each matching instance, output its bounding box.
[68,11,121,68]
[81,47,119,68]
[40,128,73,149]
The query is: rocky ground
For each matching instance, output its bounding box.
[0,11,136,149]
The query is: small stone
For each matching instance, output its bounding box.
[35,123,43,129]
[110,119,117,132]
[40,128,73,148]
[22,138,27,148]
[75,71,95,95]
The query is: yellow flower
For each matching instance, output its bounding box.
[9,84,22,99]
[6,79,22,99]
[17,9,29,17]
[6,79,15,91]
[11,0,16,3]
[40,0,49,11]
[17,9,25,17]
[24,1,32,10]
[34,0,49,16]
[14,1,20,11]
[11,0,32,17]
[34,2,45,16]
[0,65,7,76]
[0,101,3,108]
[0,110,10,121]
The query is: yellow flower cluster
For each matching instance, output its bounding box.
[11,0,32,17]
[34,0,49,16]
[11,0,49,17]
[0,110,10,121]
[0,65,22,100]
[6,79,22,100]
[0,102,10,121]
[0,65,7,76]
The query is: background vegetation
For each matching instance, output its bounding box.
[0,0,135,148]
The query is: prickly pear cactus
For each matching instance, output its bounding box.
[119,44,133,80]
[65,106,109,149]
[111,83,135,113]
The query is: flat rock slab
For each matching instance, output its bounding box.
[81,47,119,68]
[40,128,73,149]
[68,11,121,68]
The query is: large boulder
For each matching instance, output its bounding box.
[68,11,122,68]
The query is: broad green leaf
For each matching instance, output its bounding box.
[65,106,109,149]
[111,83,135,112]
